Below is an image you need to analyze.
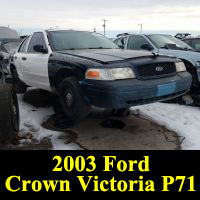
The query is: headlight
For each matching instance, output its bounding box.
[176,62,186,72]
[85,67,135,80]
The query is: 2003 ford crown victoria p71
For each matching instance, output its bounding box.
[11,30,192,122]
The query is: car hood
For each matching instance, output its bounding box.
[57,49,155,64]
[158,49,200,65]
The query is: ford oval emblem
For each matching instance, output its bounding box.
[156,66,164,72]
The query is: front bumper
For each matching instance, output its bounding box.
[81,72,192,109]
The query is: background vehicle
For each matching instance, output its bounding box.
[175,33,200,52]
[114,33,200,102]
[182,37,200,52]
[11,30,191,122]
[175,33,191,40]
[0,52,19,144]
[0,27,22,72]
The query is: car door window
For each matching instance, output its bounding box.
[183,39,191,47]
[27,32,47,53]
[115,37,127,49]
[127,36,151,50]
[18,36,31,53]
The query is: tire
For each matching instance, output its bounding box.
[10,67,27,94]
[0,84,20,144]
[111,108,130,117]
[58,77,91,122]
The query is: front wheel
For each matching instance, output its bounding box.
[58,77,91,122]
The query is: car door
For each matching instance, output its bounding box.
[14,36,31,82]
[23,32,51,91]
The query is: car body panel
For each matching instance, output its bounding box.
[14,31,51,91]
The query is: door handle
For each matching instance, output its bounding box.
[22,57,27,61]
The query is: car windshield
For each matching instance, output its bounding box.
[148,34,193,50]
[3,41,21,54]
[49,31,119,51]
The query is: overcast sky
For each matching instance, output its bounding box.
[0,0,200,34]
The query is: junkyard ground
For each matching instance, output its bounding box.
[0,89,182,150]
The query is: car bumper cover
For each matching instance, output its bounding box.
[81,72,192,109]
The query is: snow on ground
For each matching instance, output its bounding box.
[17,94,81,150]
[131,103,200,150]
[17,92,200,150]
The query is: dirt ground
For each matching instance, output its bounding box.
[0,89,182,150]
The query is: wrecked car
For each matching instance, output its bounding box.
[11,30,192,123]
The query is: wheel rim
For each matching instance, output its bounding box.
[65,89,74,108]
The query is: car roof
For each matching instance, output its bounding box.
[116,33,172,37]
[46,29,92,33]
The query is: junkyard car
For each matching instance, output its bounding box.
[11,30,192,122]
[0,52,19,144]
[114,33,200,101]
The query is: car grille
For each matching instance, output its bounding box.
[136,62,176,79]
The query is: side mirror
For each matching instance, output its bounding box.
[0,53,4,61]
[141,44,154,51]
[33,45,48,54]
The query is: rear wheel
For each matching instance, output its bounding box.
[0,84,19,144]
[10,67,27,94]
[58,77,91,122]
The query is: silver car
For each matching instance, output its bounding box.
[114,33,200,103]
